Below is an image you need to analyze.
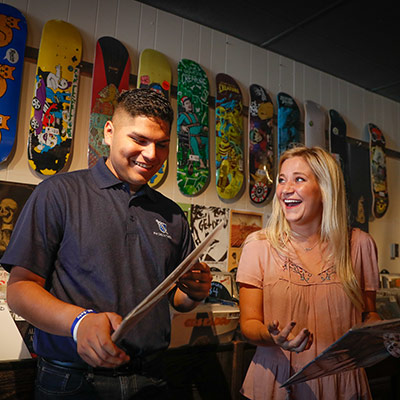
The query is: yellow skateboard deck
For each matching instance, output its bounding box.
[27,20,82,175]
[137,48,171,188]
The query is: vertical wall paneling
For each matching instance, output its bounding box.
[137,3,157,53]
[181,19,200,62]
[0,0,399,270]
[69,0,97,62]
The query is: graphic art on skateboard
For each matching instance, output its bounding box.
[346,141,371,232]
[0,4,27,164]
[137,48,171,188]
[304,100,326,149]
[248,84,274,204]
[215,73,244,201]
[176,59,210,196]
[27,20,82,175]
[277,92,301,158]
[366,123,388,219]
[88,36,131,168]
[328,109,347,172]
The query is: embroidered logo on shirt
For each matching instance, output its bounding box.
[153,219,172,239]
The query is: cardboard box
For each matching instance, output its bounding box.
[169,302,240,348]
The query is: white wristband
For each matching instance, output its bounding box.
[71,309,96,343]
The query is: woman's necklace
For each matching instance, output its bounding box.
[290,231,320,252]
[303,241,319,252]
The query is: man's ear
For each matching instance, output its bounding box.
[103,120,113,146]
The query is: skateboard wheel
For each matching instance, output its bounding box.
[30,118,39,130]
[32,97,42,110]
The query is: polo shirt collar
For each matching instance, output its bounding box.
[91,158,158,202]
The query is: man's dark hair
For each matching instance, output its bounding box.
[115,88,174,128]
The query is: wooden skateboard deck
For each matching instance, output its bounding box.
[328,109,349,194]
[215,73,244,201]
[328,109,347,170]
[27,20,82,175]
[277,92,300,158]
[176,59,210,196]
[0,4,27,164]
[366,123,388,218]
[137,48,171,188]
[346,141,371,232]
[88,36,131,168]
[248,84,274,204]
[304,100,326,149]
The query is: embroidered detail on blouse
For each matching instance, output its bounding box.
[283,259,312,283]
[319,265,336,281]
[283,260,336,283]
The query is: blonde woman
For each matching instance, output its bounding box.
[237,146,380,399]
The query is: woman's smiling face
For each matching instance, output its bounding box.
[276,156,323,230]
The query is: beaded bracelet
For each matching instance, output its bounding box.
[70,309,97,343]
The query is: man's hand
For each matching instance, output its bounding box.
[177,261,212,302]
[75,311,130,368]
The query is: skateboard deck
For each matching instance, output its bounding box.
[366,123,388,218]
[304,100,326,149]
[88,36,131,168]
[248,84,274,204]
[0,4,27,164]
[277,92,301,158]
[176,59,210,196]
[346,141,371,232]
[27,20,82,175]
[137,48,171,188]
[328,109,347,171]
[215,73,244,201]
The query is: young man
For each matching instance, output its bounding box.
[1,89,212,399]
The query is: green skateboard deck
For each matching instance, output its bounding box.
[215,73,244,201]
[304,100,326,149]
[176,59,210,196]
[248,84,274,204]
[27,20,82,175]
[366,123,388,218]
[277,92,301,158]
[0,4,27,164]
[88,36,131,168]
[137,48,171,188]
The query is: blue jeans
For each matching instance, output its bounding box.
[34,357,169,400]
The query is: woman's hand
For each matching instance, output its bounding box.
[268,320,313,353]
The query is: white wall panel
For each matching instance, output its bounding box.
[115,0,141,68]
[94,0,117,40]
[181,19,200,62]
[137,3,156,53]
[0,0,398,270]
[199,26,212,73]
[69,0,97,63]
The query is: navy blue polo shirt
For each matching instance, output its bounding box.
[1,158,194,361]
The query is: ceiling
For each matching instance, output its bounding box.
[137,0,400,104]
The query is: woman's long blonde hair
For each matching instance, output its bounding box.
[262,146,363,310]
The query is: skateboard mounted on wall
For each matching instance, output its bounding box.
[137,48,171,188]
[176,59,210,196]
[27,19,82,176]
[0,4,27,164]
[365,123,388,219]
[304,100,326,149]
[215,73,244,201]
[248,84,274,204]
[88,36,131,168]
[277,92,300,159]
